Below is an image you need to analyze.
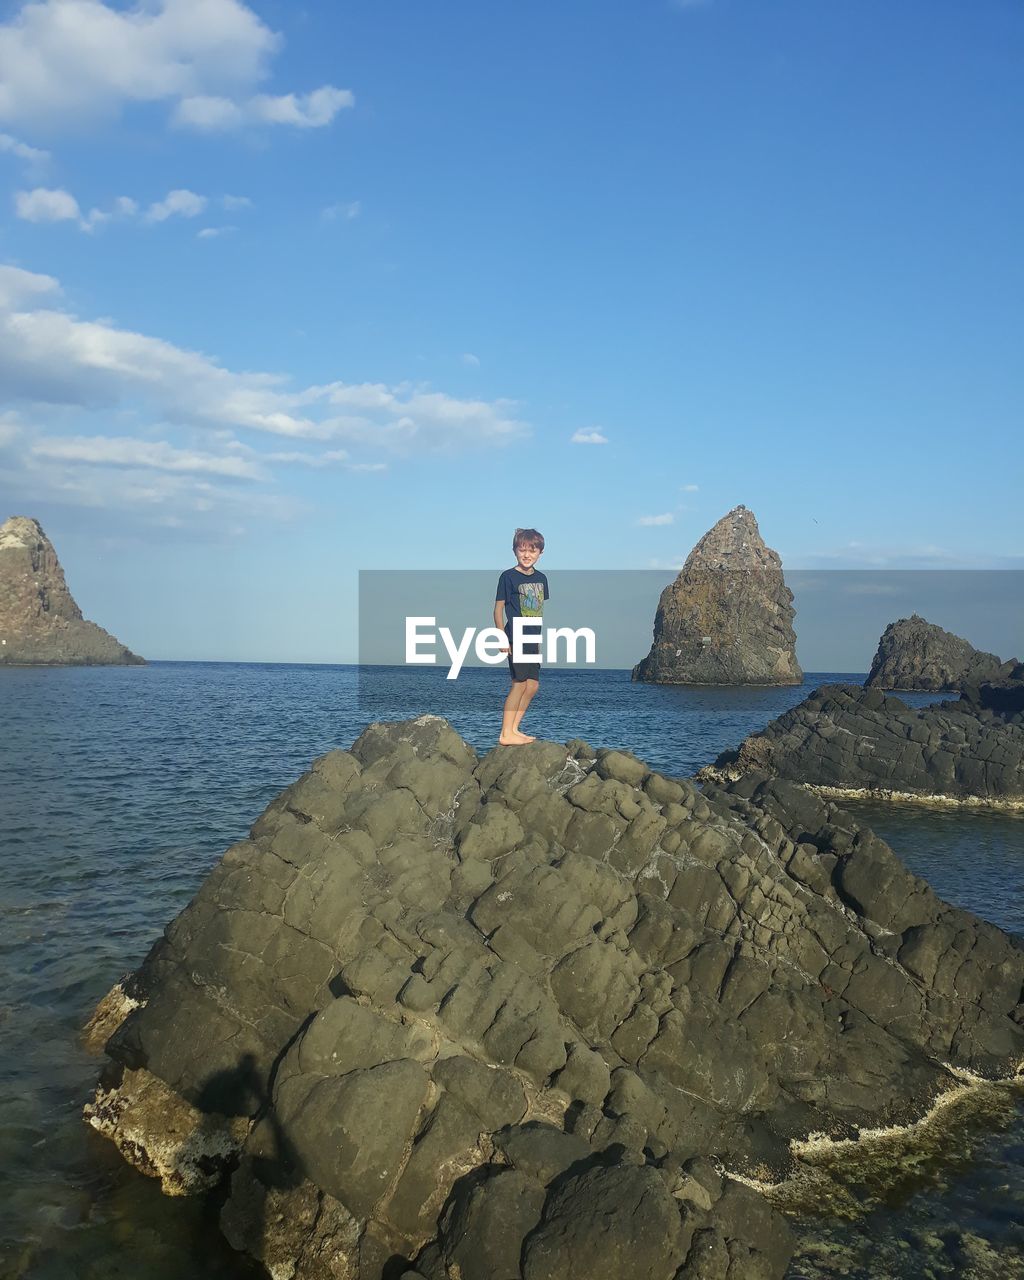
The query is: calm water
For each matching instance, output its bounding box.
[1,663,1022,1280]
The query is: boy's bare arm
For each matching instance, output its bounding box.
[493,601,510,652]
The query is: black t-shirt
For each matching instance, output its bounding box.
[495,568,549,651]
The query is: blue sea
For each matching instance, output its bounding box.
[1,663,1022,1280]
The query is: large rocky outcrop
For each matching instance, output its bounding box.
[84,716,1024,1279]
[703,681,1024,807]
[0,516,143,665]
[865,614,1017,692]
[632,506,802,686]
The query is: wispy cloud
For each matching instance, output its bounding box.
[15,186,247,234]
[787,541,1024,569]
[145,189,207,222]
[637,513,674,526]
[0,263,529,467]
[461,352,480,367]
[322,200,361,222]
[0,0,353,135]
[0,130,48,165]
[15,187,80,224]
[571,428,608,445]
[175,87,353,132]
[31,435,264,480]
[14,186,111,231]
[680,482,699,492]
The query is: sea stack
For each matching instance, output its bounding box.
[632,505,802,685]
[0,515,143,665]
[865,614,1017,692]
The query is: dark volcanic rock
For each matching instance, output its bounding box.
[632,506,802,686]
[85,716,1024,1279]
[704,681,1024,805]
[865,614,1017,692]
[0,515,143,665]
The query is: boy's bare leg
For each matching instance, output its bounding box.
[499,681,534,745]
[511,678,539,739]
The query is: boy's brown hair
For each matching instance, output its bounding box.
[513,527,545,552]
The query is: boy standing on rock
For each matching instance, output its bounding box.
[494,528,549,746]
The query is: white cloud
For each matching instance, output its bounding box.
[31,434,264,479]
[172,95,244,130]
[637,513,674,526]
[461,352,480,367]
[322,199,361,222]
[0,263,59,308]
[145,189,207,222]
[15,186,80,223]
[221,194,251,210]
[0,130,49,163]
[197,226,233,239]
[265,448,385,473]
[15,186,224,231]
[263,448,346,466]
[0,410,22,448]
[0,0,352,134]
[787,543,1015,570]
[571,428,608,445]
[680,482,699,492]
[249,86,353,128]
[174,85,353,131]
[0,262,530,456]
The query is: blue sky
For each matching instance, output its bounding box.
[0,0,1021,662]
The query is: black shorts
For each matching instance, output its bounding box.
[508,651,541,683]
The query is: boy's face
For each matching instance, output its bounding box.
[514,541,542,571]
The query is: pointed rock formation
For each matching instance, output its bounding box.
[865,614,1017,692]
[632,505,802,685]
[0,515,144,665]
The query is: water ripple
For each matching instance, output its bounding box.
[0,662,1021,1278]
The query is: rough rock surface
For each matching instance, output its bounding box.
[85,716,1024,1279]
[703,681,1024,806]
[632,506,802,686]
[0,515,143,665]
[865,615,1017,692]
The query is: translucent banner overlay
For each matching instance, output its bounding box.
[357,568,1022,711]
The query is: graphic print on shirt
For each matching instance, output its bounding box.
[518,580,545,616]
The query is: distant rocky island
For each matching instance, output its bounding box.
[865,614,1018,692]
[632,505,802,686]
[83,716,1024,1280]
[702,677,1024,808]
[0,516,143,665]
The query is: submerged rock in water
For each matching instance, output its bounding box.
[632,505,802,686]
[0,515,143,665]
[702,681,1024,806]
[865,615,1018,692]
[85,716,1024,1279]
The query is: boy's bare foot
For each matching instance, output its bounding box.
[516,731,536,741]
[498,730,535,745]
